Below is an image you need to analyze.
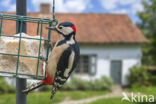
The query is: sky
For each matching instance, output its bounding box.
[0,0,144,23]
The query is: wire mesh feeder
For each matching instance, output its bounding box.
[0,13,58,80]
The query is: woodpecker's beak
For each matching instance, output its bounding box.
[46,26,57,30]
[46,26,63,35]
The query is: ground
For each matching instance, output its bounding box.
[0,76,156,104]
[0,91,108,104]
[0,86,156,104]
[87,86,156,104]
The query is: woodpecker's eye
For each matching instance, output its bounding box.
[59,26,63,29]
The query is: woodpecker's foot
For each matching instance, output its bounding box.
[22,89,29,95]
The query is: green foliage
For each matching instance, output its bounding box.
[89,76,113,91]
[7,86,15,93]
[127,86,156,102]
[38,76,113,92]
[0,77,9,94]
[0,77,15,94]
[149,75,156,86]
[62,76,113,91]
[39,85,51,92]
[137,0,156,65]
[127,66,149,86]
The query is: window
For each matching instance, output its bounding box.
[75,55,97,76]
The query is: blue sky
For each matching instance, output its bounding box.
[0,0,144,23]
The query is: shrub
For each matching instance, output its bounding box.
[62,76,113,91]
[127,65,149,87]
[149,76,156,86]
[38,76,113,92]
[0,77,15,94]
[8,86,15,93]
[62,81,77,91]
[99,76,113,91]
[39,85,51,92]
[61,77,89,91]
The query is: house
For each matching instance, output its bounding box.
[1,4,147,86]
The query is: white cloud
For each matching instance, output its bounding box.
[113,9,128,14]
[7,5,16,12]
[0,0,16,12]
[118,0,136,5]
[99,0,143,14]
[31,0,90,13]
[100,0,118,10]
[131,3,144,14]
[1,0,10,7]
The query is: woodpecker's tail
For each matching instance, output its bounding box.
[50,92,56,100]
[50,86,57,100]
[22,82,45,94]
[22,73,53,94]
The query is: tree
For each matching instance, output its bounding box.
[137,0,156,65]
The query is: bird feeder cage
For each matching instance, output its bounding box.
[0,13,57,80]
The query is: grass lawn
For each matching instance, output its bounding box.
[87,86,156,104]
[127,75,156,97]
[128,86,156,97]
[86,97,133,104]
[86,86,156,104]
[0,76,156,104]
[88,76,156,104]
[0,91,108,104]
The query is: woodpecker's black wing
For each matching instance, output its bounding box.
[54,47,73,85]
[51,42,80,99]
[57,47,72,75]
[55,40,79,81]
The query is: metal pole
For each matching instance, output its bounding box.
[16,0,27,104]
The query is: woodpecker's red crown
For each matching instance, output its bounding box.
[58,22,76,34]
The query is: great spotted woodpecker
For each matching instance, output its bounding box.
[23,22,80,100]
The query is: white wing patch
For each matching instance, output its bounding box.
[55,76,66,81]
[64,51,75,77]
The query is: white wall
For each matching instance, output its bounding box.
[78,44,142,85]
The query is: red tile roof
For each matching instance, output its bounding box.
[1,12,147,44]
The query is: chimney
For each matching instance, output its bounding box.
[40,3,50,14]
